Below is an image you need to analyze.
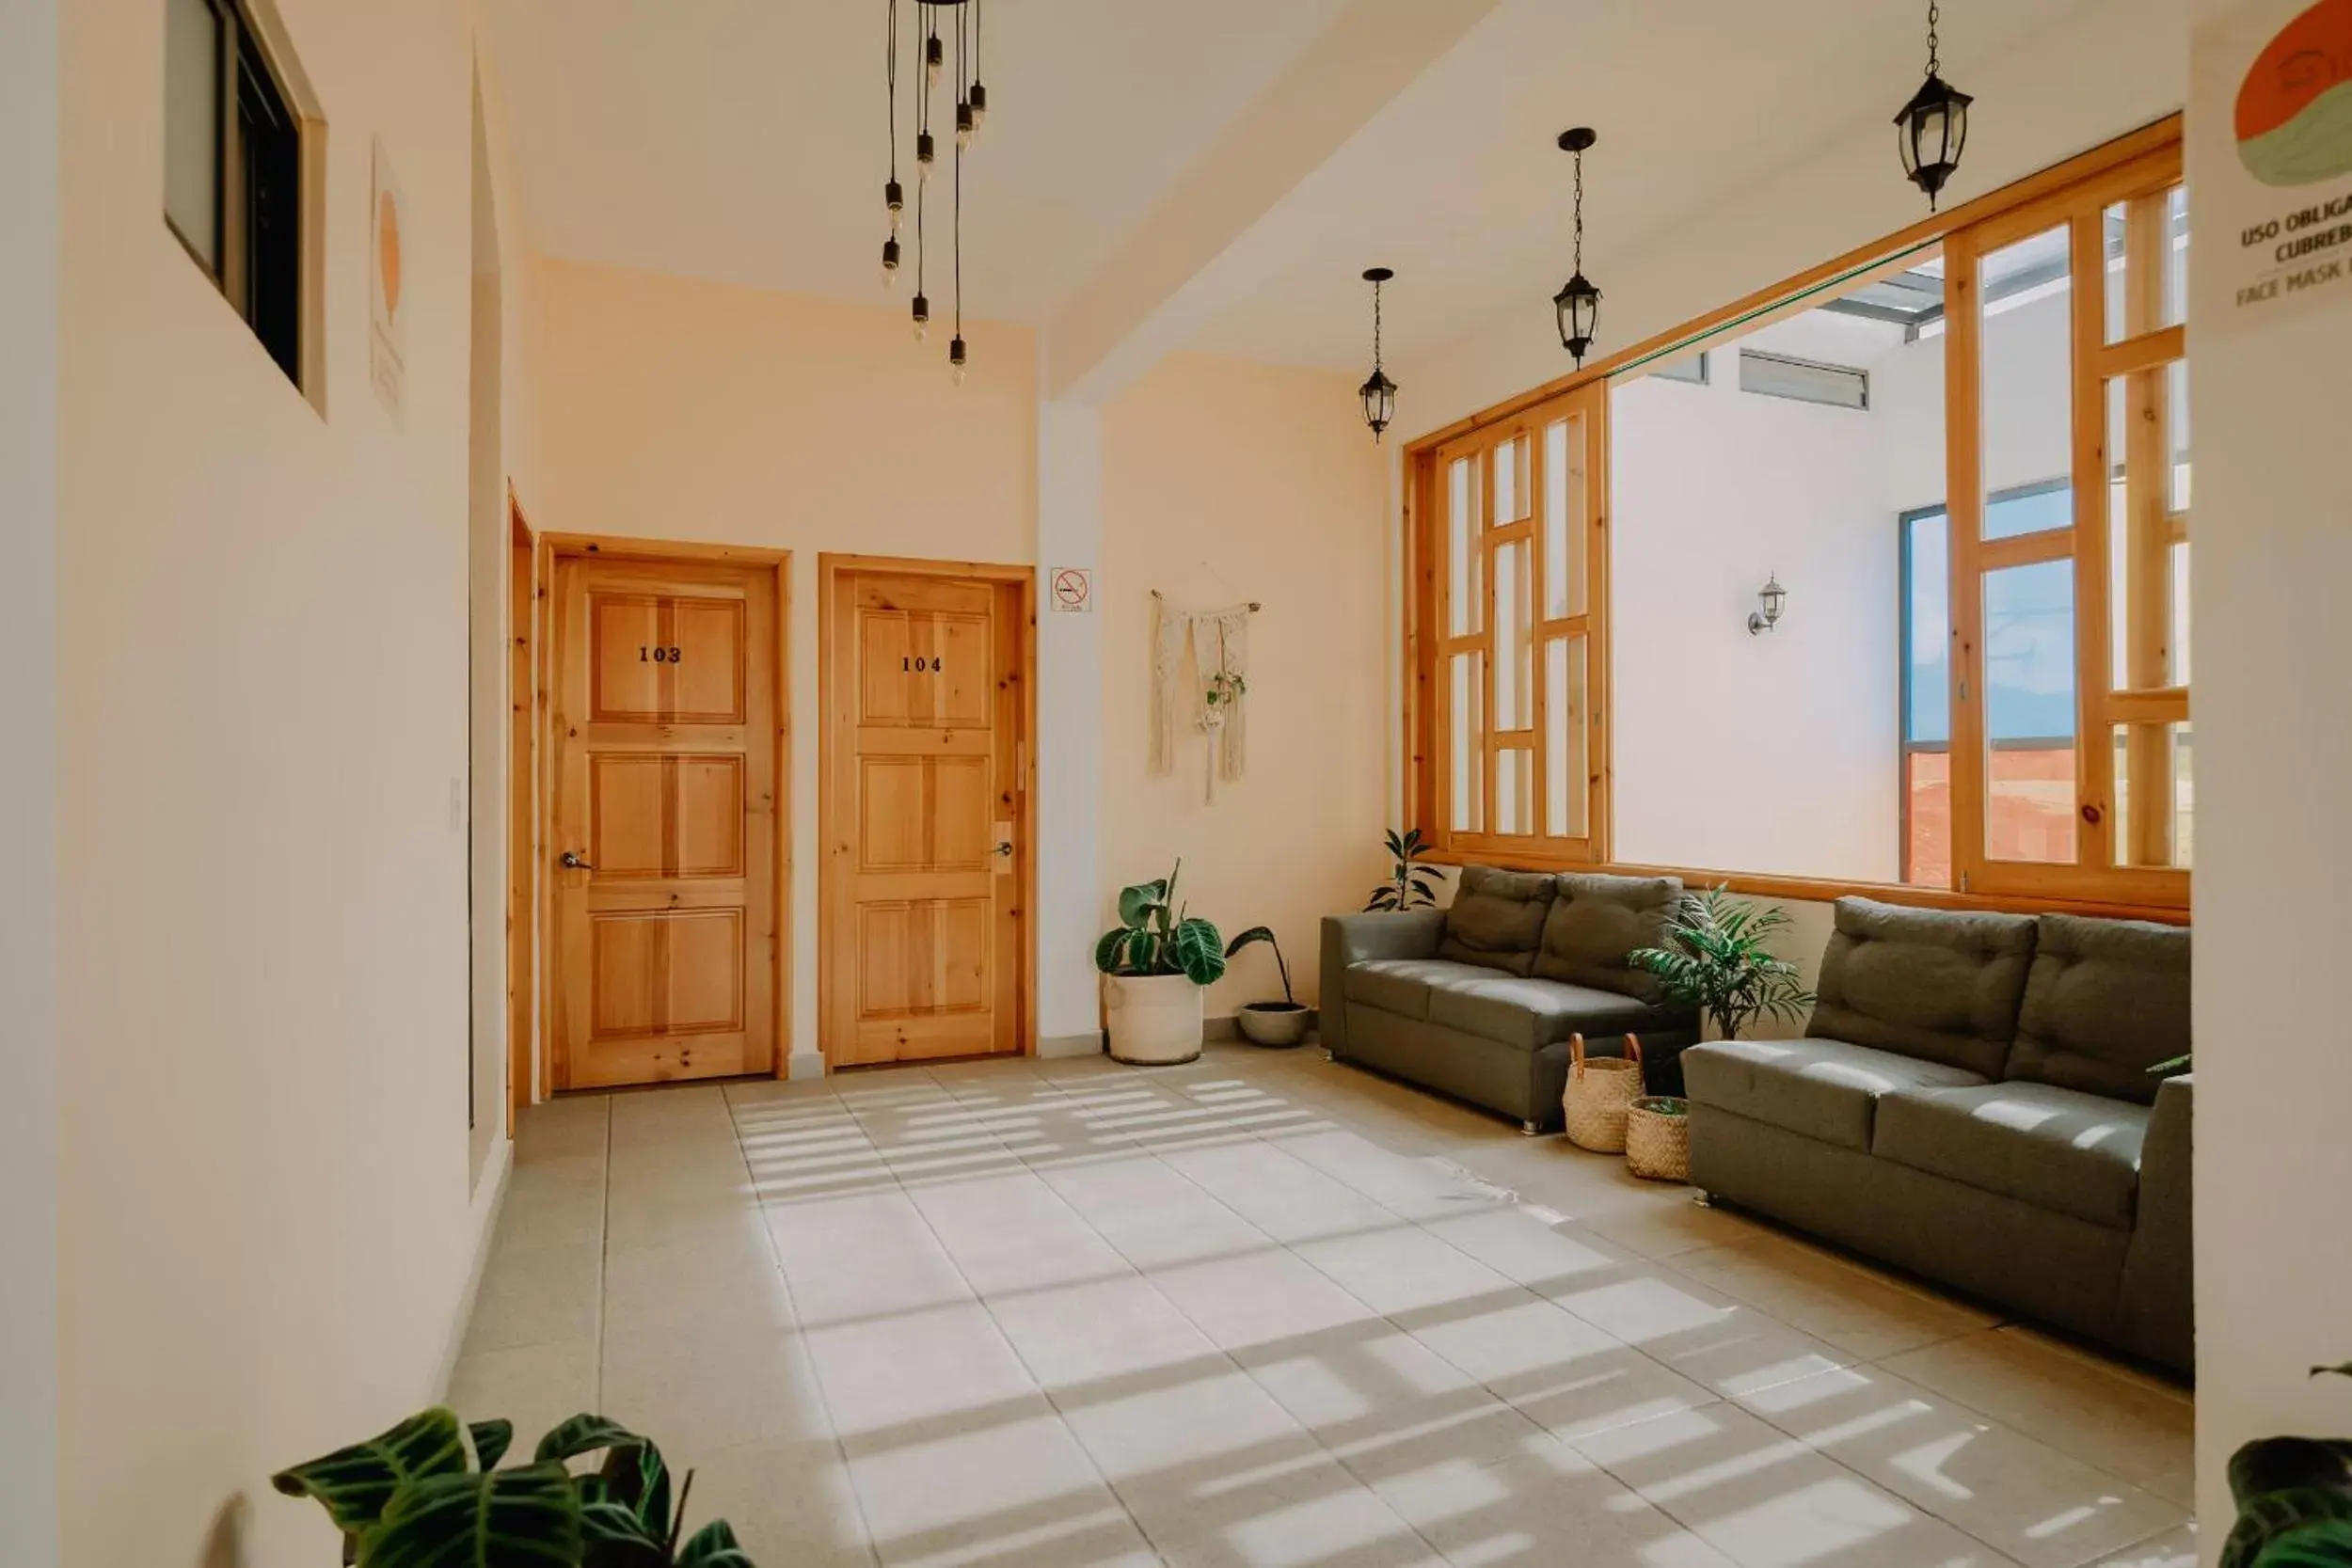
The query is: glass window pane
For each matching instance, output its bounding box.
[1904,749,1952,888]
[1542,416,1587,620]
[2105,187,2185,344]
[1496,749,1530,836]
[2113,721,2192,868]
[2169,358,2190,513]
[166,0,224,272]
[1494,435,1526,523]
[1984,559,2077,864]
[1980,226,2074,538]
[2172,540,2191,686]
[1446,457,1482,637]
[1983,484,2071,541]
[1904,511,1950,744]
[1494,540,1531,732]
[1448,652,1484,834]
[1544,636,1589,839]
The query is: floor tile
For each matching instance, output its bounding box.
[1736,1362,2185,1568]
[846,1405,1145,1568]
[1375,1444,1739,1567]
[803,1301,1044,1442]
[1547,1263,1860,1399]
[446,1338,598,1457]
[600,1324,831,1455]
[460,1237,601,1354]
[1881,1330,2195,1507]
[1232,1323,1552,1479]
[1400,1290,1720,1441]
[2080,1524,2196,1567]
[1146,1247,1380,1353]
[1569,1402,2026,1567]
[1667,1234,1994,1362]
[602,1234,796,1334]
[985,1274,1221,1394]
[671,1434,875,1568]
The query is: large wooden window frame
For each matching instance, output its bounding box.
[1402,115,2186,918]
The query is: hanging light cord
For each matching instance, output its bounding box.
[954,2,964,342]
[885,0,898,179]
[1372,277,1384,372]
[1926,0,1941,74]
[1572,149,1585,272]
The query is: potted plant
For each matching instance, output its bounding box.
[2220,1364,2352,1564]
[1364,828,1442,911]
[1629,885,1816,1096]
[1096,860,1225,1065]
[1225,926,1308,1047]
[274,1406,755,1564]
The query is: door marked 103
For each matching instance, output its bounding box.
[639,645,684,663]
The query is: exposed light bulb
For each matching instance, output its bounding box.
[968,82,988,130]
[912,294,930,341]
[881,237,901,288]
[950,336,968,384]
[884,179,903,236]
[925,34,943,87]
[916,133,934,187]
[955,102,974,150]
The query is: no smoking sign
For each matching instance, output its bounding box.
[1049,566,1094,614]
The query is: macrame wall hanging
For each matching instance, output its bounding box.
[1151,590,1261,803]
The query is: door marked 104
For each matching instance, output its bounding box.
[902,657,944,673]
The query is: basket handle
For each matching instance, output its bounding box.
[1625,1032,1643,1066]
[1569,1032,1587,1081]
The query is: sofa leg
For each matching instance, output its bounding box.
[1520,1120,1541,1137]
[1690,1189,1714,1209]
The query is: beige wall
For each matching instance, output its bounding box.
[1,0,60,1559]
[56,1,532,1561]
[1100,354,1391,1014]
[532,258,1039,1065]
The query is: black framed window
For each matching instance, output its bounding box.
[165,0,305,388]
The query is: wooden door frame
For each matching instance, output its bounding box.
[505,489,539,1131]
[816,552,1039,1069]
[523,534,793,1099]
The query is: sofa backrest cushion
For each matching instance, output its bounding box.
[1438,866,1556,976]
[1807,896,2037,1077]
[2008,913,2189,1104]
[1533,873,1682,1003]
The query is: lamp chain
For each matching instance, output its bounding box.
[1926,0,1941,75]
[1373,277,1383,372]
[1572,149,1584,271]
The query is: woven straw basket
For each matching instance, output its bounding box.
[1626,1096,1692,1181]
[1563,1033,1645,1153]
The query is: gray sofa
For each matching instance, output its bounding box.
[1321,869,1702,1131]
[1682,896,2192,1374]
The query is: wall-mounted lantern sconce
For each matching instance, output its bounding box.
[1748,574,1788,635]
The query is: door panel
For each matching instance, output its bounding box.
[826,567,1028,1067]
[553,557,778,1089]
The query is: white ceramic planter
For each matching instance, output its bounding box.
[1104,973,1204,1065]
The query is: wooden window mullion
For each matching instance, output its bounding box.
[2071,206,2118,873]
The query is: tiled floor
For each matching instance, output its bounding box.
[452,1044,2198,1568]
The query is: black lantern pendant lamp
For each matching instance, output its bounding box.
[1896,0,1972,209]
[1552,128,1601,365]
[1359,268,1398,442]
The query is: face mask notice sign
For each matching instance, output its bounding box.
[2206,0,2352,325]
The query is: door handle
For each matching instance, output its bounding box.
[561,850,595,870]
[994,841,1013,858]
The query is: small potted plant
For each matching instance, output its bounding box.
[1629,885,1817,1097]
[1364,827,1442,911]
[1096,859,1225,1065]
[1225,926,1308,1047]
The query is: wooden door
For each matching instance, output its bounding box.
[824,566,1028,1066]
[550,555,779,1088]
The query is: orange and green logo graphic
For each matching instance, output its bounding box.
[2237,0,2352,186]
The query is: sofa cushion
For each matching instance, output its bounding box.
[1423,971,1677,1052]
[1533,873,1681,1003]
[1807,897,2038,1078]
[1437,866,1557,977]
[1873,1081,2150,1230]
[2008,914,2189,1106]
[1682,1037,1989,1152]
[1341,958,1500,1022]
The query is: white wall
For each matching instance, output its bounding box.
[56,2,532,1561]
[0,0,61,1560]
[2187,0,2352,1556]
[1612,312,1908,882]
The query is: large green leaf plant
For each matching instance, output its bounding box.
[1629,885,1816,1041]
[274,1408,755,1567]
[1095,859,1226,985]
[2222,1366,2352,1567]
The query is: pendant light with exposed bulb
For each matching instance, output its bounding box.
[882,0,992,379]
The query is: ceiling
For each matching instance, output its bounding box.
[482,0,2102,374]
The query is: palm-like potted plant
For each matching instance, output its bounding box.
[1225,926,1308,1047]
[1096,859,1225,1065]
[1629,886,1816,1096]
[1365,828,1441,911]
